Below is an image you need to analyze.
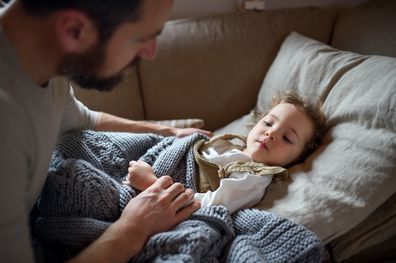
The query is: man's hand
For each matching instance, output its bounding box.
[69,176,200,263]
[119,176,200,242]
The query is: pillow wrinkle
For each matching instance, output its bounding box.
[214,32,396,259]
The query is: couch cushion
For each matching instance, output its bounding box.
[73,68,145,120]
[331,0,396,58]
[330,192,396,261]
[216,32,396,259]
[139,7,335,130]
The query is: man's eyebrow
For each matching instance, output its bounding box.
[139,28,163,42]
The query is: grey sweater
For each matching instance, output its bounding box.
[0,25,97,262]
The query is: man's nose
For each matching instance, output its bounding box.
[137,39,157,60]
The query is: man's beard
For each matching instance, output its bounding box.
[58,43,140,92]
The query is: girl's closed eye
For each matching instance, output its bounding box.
[262,120,272,127]
[283,135,293,144]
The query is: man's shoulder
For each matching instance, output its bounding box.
[50,76,70,90]
[0,86,20,115]
[49,76,74,102]
[0,86,29,125]
[0,87,31,149]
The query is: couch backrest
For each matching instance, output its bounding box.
[73,68,145,120]
[331,0,396,57]
[138,7,335,130]
[73,7,335,127]
[73,0,395,129]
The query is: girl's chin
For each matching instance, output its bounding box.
[251,154,268,164]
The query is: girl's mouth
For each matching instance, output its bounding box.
[259,141,268,151]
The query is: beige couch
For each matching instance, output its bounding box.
[74,0,396,262]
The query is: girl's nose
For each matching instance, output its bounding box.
[265,130,276,141]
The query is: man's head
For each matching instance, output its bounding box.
[20,0,145,42]
[244,92,327,167]
[19,0,173,90]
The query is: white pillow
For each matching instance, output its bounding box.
[216,32,396,248]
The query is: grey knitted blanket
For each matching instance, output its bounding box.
[31,131,324,263]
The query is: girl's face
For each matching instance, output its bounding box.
[244,103,314,166]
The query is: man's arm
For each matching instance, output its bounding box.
[61,85,212,137]
[68,176,200,263]
[95,112,212,137]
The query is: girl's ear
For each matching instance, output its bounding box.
[54,10,98,53]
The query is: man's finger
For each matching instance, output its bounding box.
[165,182,186,200]
[148,175,173,190]
[175,200,201,222]
[172,188,194,210]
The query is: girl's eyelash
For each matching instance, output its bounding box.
[283,136,293,144]
[263,121,271,126]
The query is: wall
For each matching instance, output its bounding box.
[170,0,238,19]
[170,0,368,19]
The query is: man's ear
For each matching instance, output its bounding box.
[54,10,98,53]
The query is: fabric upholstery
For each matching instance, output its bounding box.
[330,192,396,261]
[216,32,396,259]
[72,68,145,120]
[331,0,396,58]
[139,8,335,130]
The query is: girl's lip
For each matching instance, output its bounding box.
[259,141,268,151]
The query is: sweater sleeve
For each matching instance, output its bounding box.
[59,84,98,134]
[194,173,273,214]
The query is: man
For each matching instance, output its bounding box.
[0,0,211,262]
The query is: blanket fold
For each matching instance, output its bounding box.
[31,131,324,263]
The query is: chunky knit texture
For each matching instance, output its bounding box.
[134,206,324,263]
[31,131,324,262]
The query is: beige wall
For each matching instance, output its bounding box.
[170,0,367,19]
[170,0,238,19]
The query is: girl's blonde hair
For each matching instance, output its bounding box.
[249,91,327,166]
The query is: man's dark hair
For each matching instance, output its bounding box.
[19,0,144,42]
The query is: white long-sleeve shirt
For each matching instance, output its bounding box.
[194,139,273,214]
[0,25,98,262]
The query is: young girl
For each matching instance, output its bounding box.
[124,92,327,213]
